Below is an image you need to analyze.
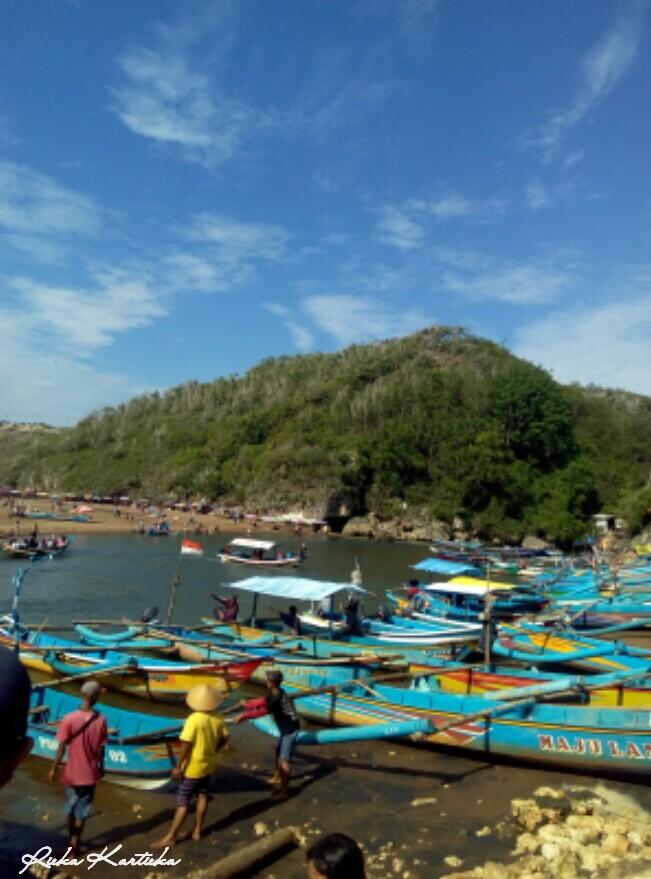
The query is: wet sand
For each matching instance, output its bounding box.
[3,719,651,879]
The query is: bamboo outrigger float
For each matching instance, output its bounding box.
[274,669,651,776]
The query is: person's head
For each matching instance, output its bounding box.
[266,669,283,691]
[186,683,222,714]
[289,605,298,616]
[80,679,102,706]
[0,647,33,788]
[306,833,366,879]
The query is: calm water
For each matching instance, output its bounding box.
[0,532,428,628]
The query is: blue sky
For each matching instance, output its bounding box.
[1,0,650,425]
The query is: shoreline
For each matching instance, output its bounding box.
[0,505,322,540]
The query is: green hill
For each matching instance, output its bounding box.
[3,326,651,546]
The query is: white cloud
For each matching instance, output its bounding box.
[288,45,396,140]
[0,160,103,261]
[513,290,651,394]
[526,0,646,160]
[422,193,505,220]
[302,294,431,346]
[111,4,275,172]
[438,251,575,305]
[189,214,290,262]
[562,149,585,170]
[0,306,150,425]
[376,206,424,250]
[8,271,166,350]
[264,303,314,352]
[377,193,506,250]
[524,178,552,211]
[162,251,232,294]
[353,0,439,53]
[184,213,292,289]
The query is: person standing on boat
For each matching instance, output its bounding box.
[280,605,302,635]
[0,646,32,790]
[235,669,300,801]
[210,593,239,622]
[152,684,228,849]
[49,680,108,857]
[344,594,362,635]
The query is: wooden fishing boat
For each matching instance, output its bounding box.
[0,625,263,702]
[216,575,481,654]
[200,618,471,674]
[386,583,546,623]
[74,623,399,687]
[493,623,651,674]
[2,535,69,559]
[279,670,651,776]
[29,686,181,789]
[295,610,482,647]
[417,662,651,708]
[218,538,304,568]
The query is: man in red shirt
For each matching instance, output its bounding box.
[49,680,108,856]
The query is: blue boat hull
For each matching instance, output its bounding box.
[29,687,179,788]
[279,674,651,776]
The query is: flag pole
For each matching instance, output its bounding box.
[166,560,182,626]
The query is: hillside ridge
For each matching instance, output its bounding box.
[2,326,651,546]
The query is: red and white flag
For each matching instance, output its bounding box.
[181,539,204,557]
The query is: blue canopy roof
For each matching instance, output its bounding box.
[412,558,481,576]
[228,576,367,601]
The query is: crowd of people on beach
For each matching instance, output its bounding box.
[0,645,366,879]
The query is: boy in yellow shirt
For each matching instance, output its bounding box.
[152,684,228,848]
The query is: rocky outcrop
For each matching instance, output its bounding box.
[522,535,551,550]
[441,784,651,879]
[342,516,376,538]
[342,513,448,541]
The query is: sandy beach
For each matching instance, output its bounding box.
[0,503,306,540]
[3,716,636,879]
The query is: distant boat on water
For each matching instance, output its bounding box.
[218,537,305,567]
[2,534,69,559]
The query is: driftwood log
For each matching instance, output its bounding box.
[189,827,300,879]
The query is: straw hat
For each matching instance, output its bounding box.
[186,684,222,712]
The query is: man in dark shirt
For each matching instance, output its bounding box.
[280,605,302,635]
[237,669,300,800]
[0,646,32,789]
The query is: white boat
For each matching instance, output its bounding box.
[217,537,304,567]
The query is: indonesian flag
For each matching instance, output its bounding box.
[181,539,204,557]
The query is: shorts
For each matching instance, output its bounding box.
[177,774,211,807]
[276,731,299,763]
[64,785,96,820]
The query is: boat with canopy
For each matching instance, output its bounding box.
[212,576,481,648]
[218,538,304,567]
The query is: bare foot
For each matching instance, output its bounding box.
[192,829,202,841]
[268,774,281,785]
[151,837,176,849]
